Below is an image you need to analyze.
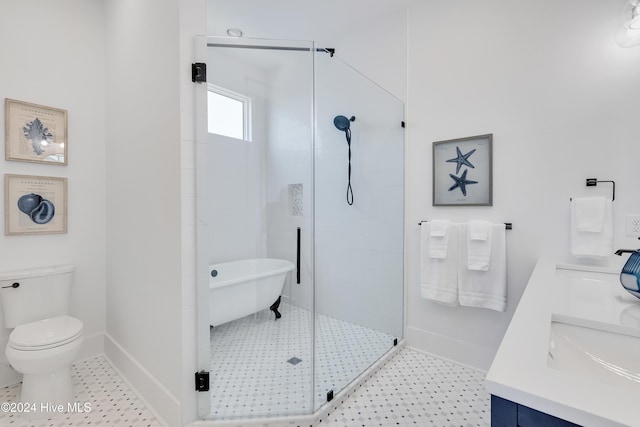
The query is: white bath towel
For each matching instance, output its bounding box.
[467,220,493,271]
[429,220,451,259]
[574,197,606,232]
[420,222,459,306]
[570,197,613,259]
[458,224,507,312]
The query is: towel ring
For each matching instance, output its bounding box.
[587,178,615,201]
[570,178,615,202]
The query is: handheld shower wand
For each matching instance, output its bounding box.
[333,115,356,205]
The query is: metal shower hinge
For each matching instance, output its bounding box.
[192,63,207,83]
[195,370,210,392]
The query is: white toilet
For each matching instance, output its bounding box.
[0,265,84,418]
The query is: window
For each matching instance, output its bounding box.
[207,85,251,141]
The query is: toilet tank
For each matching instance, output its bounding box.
[0,265,75,328]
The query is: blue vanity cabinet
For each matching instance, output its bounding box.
[491,395,582,427]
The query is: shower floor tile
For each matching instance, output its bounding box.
[0,355,161,427]
[321,347,490,427]
[208,302,395,420]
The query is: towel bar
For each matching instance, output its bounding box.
[418,221,512,230]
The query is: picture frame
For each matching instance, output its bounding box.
[433,134,493,206]
[5,98,68,165]
[5,174,68,235]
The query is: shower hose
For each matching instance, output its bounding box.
[346,128,354,205]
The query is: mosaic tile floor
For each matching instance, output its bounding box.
[208,302,395,420]
[0,356,161,427]
[0,328,490,427]
[321,347,490,427]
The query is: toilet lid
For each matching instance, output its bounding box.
[9,315,83,351]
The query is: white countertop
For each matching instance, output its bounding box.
[485,256,640,427]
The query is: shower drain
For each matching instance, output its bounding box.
[287,357,302,365]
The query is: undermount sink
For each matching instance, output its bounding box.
[547,320,640,392]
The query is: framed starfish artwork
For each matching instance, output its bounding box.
[5,98,68,165]
[432,134,492,206]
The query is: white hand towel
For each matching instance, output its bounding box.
[467,220,493,271]
[420,222,459,306]
[570,198,613,259]
[429,220,450,259]
[574,197,606,232]
[458,224,507,312]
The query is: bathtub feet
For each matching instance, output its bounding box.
[270,296,282,320]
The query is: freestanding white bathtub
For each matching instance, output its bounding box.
[209,258,295,327]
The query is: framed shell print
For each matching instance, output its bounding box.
[5,98,68,165]
[5,174,68,235]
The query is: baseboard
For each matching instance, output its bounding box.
[76,332,105,362]
[104,333,180,427]
[405,325,495,371]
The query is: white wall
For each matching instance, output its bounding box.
[180,2,208,424]
[314,53,404,336]
[406,0,640,370]
[206,51,269,264]
[207,0,408,102]
[264,53,315,310]
[104,1,183,424]
[318,8,407,102]
[0,0,106,387]
[0,1,209,424]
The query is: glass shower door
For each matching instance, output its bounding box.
[313,51,404,409]
[203,36,315,420]
[199,36,404,421]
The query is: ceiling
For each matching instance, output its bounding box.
[207,0,409,45]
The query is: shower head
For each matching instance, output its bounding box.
[333,115,355,132]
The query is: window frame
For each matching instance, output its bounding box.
[206,83,252,142]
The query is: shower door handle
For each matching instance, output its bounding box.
[296,227,301,284]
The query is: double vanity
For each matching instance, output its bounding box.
[486,257,640,426]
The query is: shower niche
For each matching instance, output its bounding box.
[197,36,404,422]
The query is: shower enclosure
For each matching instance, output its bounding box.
[196,36,404,421]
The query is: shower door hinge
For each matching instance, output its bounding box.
[195,370,210,392]
[192,62,207,83]
[401,121,405,128]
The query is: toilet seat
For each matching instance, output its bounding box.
[9,315,83,351]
